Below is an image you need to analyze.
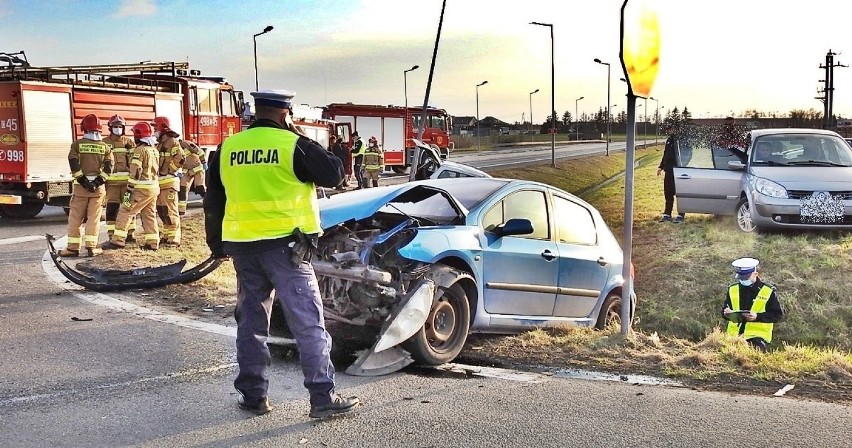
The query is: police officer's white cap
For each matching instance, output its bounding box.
[250,89,295,109]
[732,257,759,279]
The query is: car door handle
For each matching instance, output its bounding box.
[678,174,691,179]
[597,257,608,266]
[541,250,556,261]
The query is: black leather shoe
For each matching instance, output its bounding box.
[238,395,273,415]
[309,394,360,419]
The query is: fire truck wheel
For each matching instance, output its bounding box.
[0,202,44,220]
[391,166,407,174]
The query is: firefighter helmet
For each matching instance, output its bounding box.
[132,122,154,138]
[108,114,127,127]
[153,116,171,132]
[81,114,102,132]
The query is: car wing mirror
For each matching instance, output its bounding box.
[494,218,534,237]
[727,160,746,170]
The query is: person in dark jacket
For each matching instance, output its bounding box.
[329,135,349,190]
[657,129,685,223]
[721,257,784,352]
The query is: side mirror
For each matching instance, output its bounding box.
[494,218,534,237]
[727,160,746,170]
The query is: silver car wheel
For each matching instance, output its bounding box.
[736,198,756,232]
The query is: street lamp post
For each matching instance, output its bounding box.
[476,80,488,149]
[643,96,648,146]
[594,58,611,156]
[253,25,274,91]
[575,96,584,141]
[531,21,556,167]
[529,88,539,142]
[650,97,659,145]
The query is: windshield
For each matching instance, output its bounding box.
[411,113,449,131]
[751,134,852,167]
[377,179,508,224]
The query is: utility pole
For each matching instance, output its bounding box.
[819,49,847,129]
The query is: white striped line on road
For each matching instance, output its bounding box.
[0,235,44,246]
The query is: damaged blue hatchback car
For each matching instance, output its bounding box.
[289,177,635,376]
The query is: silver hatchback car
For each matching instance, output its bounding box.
[673,128,852,231]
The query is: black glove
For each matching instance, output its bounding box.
[192,185,206,197]
[77,176,96,192]
[91,176,106,189]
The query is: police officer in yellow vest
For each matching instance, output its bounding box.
[204,89,358,418]
[722,257,784,351]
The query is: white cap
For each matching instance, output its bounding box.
[250,89,296,109]
[732,257,759,279]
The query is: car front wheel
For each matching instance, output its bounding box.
[403,269,471,366]
[736,197,757,232]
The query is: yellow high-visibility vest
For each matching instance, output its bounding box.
[727,284,775,343]
[219,127,321,242]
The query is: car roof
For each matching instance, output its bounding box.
[750,128,842,138]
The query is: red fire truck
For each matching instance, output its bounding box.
[323,103,453,173]
[0,52,244,219]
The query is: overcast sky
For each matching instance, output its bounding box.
[2,0,850,124]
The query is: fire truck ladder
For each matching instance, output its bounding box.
[0,58,191,93]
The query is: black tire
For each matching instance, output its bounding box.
[735,197,757,233]
[0,202,44,220]
[403,281,471,366]
[595,293,626,330]
[391,166,407,174]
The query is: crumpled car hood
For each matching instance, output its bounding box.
[319,182,467,229]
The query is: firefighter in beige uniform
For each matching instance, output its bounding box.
[363,136,384,188]
[102,122,160,250]
[178,139,206,216]
[153,116,185,247]
[102,114,137,239]
[59,114,113,257]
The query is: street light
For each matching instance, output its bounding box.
[529,88,539,142]
[530,21,556,167]
[594,58,612,156]
[404,65,419,112]
[476,80,488,149]
[253,25,274,91]
[575,96,584,141]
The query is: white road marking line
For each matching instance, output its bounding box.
[0,235,44,246]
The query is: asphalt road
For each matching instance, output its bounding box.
[2,143,851,447]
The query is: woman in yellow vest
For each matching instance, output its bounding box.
[722,257,784,351]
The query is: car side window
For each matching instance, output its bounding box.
[482,201,503,232]
[503,190,549,239]
[553,196,597,245]
[713,146,745,168]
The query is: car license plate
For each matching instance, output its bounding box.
[800,191,843,223]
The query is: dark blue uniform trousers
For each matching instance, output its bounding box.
[232,246,336,406]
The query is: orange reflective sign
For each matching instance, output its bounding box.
[622,0,659,98]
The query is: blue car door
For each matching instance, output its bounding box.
[480,189,559,316]
[550,195,611,319]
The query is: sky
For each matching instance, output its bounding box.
[2,0,851,125]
